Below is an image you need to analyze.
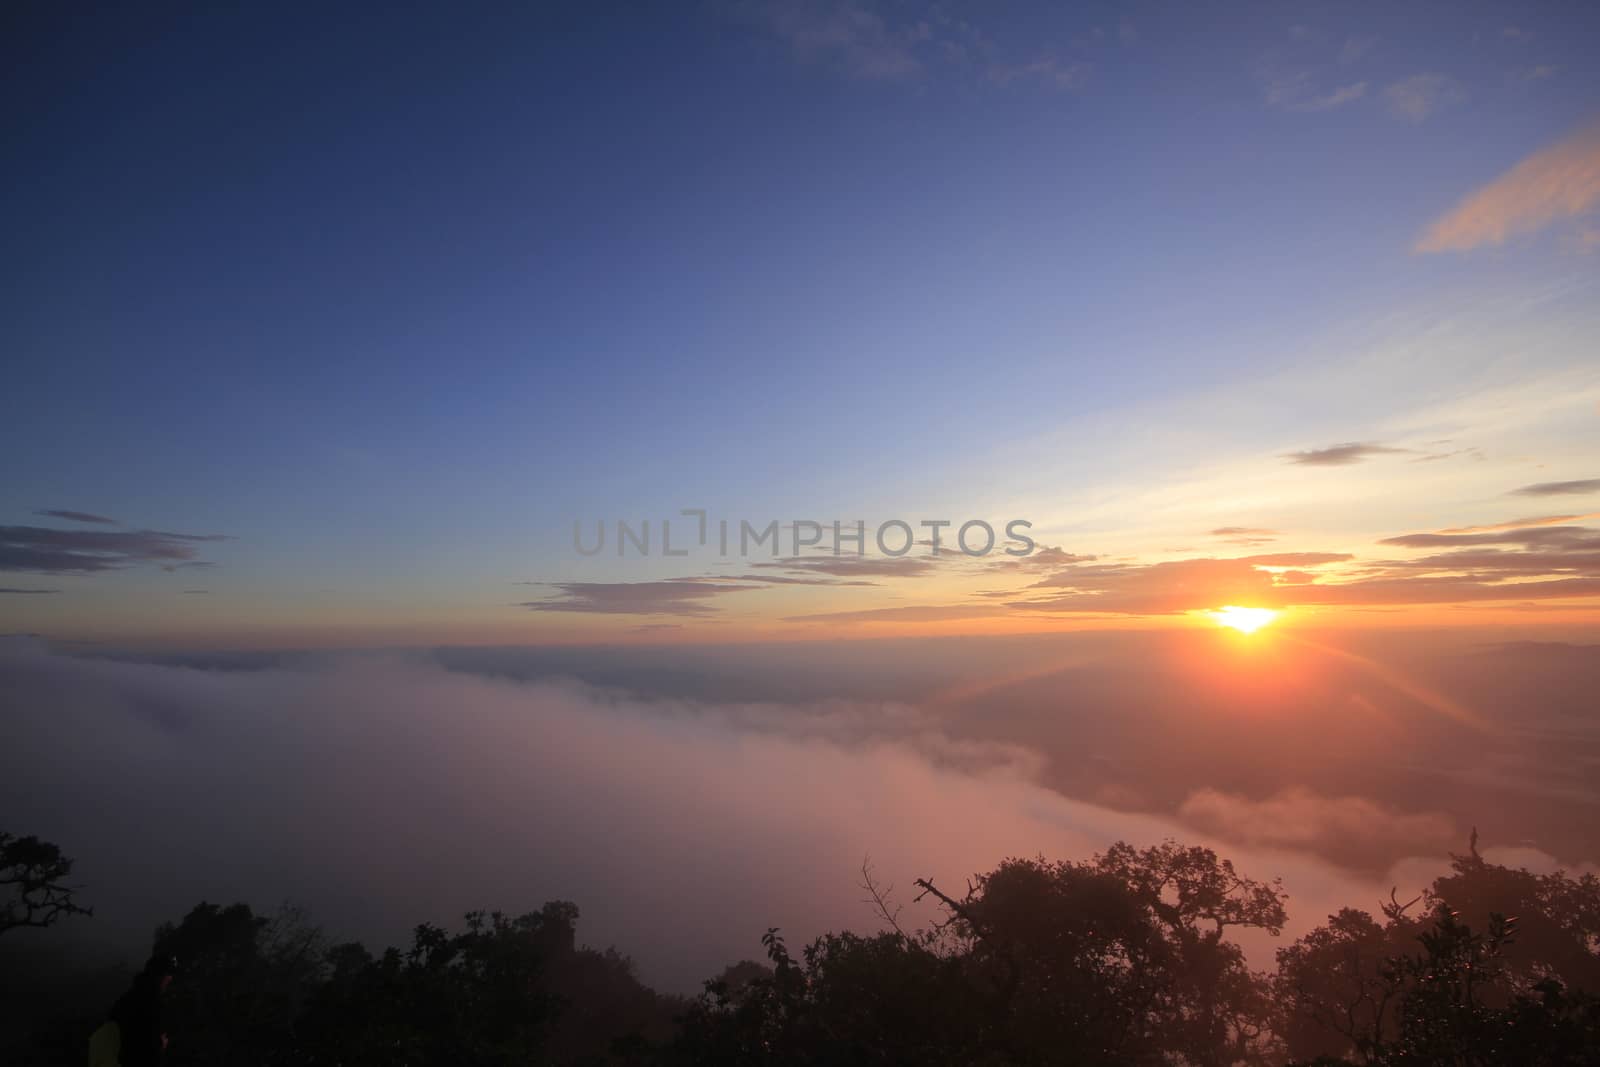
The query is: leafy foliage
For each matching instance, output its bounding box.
[670,841,1288,1065]
[3,828,1597,1064]
[1277,845,1600,1066]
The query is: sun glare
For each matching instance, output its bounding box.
[1208,606,1278,634]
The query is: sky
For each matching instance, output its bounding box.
[4,0,1599,646]
[3,1,1600,991]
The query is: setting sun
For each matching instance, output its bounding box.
[1207,606,1279,634]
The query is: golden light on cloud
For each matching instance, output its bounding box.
[1206,605,1279,634]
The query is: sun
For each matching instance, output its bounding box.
[1207,605,1279,634]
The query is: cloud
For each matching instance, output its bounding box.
[519,580,764,617]
[1258,30,1372,114]
[1178,788,1457,874]
[1017,558,1282,615]
[993,545,1096,572]
[1300,80,1367,110]
[0,525,232,575]
[1210,527,1278,538]
[755,0,927,80]
[1262,71,1368,112]
[1282,442,1408,466]
[725,573,877,587]
[0,587,60,594]
[783,603,1006,624]
[1416,123,1600,252]
[1383,548,1600,576]
[34,510,118,525]
[0,639,1498,991]
[1378,524,1600,551]
[1337,36,1376,65]
[991,522,1600,616]
[746,3,1125,93]
[1511,478,1600,497]
[988,56,1092,90]
[1439,513,1600,534]
[1234,552,1353,567]
[1288,574,1600,606]
[1384,73,1464,122]
[753,555,939,578]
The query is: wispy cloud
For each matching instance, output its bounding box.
[746,2,1112,92]
[784,603,1006,624]
[1005,537,1600,614]
[1258,28,1372,114]
[988,56,1091,90]
[0,587,60,594]
[0,525,232,575]
[753,555,939,578]
[520,580,763,617]
[1337,36,1376,65]
[1384,73,1464,122]
[34,509,118,525]
[1262,70,1368,112]
[1282,442,1408,466]
[1234,552,1353,567]
[725,573,877,587]
[1378,525,1600,550]
[754,0,930,80]
[954,512,1600,617]
[1511,478,1600,497]
[1416,122,1600,252]
[1017,558,1281,615]
[994,545,1096,572]
[1440,512,1600,534]
[1295,80,1367,111]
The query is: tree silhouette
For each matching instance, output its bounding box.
[0,831,92,937]
[1286,904,1600,1066]
[670,840,1288,1065]
[1278,846,1600,1065]
[145,900,326,1064]
[299,901,680,1065]
[2,833,1596,1064]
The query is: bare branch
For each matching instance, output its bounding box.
[857,856,906,938]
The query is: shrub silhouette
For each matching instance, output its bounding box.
[2,828,1596,1065]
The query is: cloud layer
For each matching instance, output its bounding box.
[0,638,1523,991]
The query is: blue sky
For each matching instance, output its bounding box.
[3,1,1598,643]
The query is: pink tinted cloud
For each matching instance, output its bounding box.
[1417,121,1600,252]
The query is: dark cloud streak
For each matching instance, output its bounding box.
[1511,478,1600,497]
[520,580,763,616]
[0,525,232,575]
[1282,442,1410,466]
[35,510,118,525]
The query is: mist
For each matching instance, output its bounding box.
[8,634,1590,992]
